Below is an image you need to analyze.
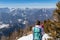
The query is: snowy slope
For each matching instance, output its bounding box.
[0,24,9,29]
[17,33,54,40]
[17,34,33,40]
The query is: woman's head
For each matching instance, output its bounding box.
[36,20,40,25]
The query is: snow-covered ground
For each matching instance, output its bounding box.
[0,24,9,29]
[17,34,33,40]
[17,33,54,40]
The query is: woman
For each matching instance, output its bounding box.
[32,20,42,40]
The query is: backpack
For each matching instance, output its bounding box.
[33,27,42,40]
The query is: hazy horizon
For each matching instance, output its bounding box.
[0,0,59,8]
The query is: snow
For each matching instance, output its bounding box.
[0,24,9,29]
[45,14,48,17]
[17,33,54,40]
[10,8,15,11]
[9,20,12,23]
[17,34,33,40]
[22,13,26,17]
[13,13,17,16]
[22,20,28,24]
[18,19,22,22]
[42,33,53,40]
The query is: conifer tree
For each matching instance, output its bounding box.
[44,1,60,38]
[51,1,60,38]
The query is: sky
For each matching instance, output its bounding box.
[0,0,59,8]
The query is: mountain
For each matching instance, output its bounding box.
[0,8,55,39]
[0,8,55,29]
